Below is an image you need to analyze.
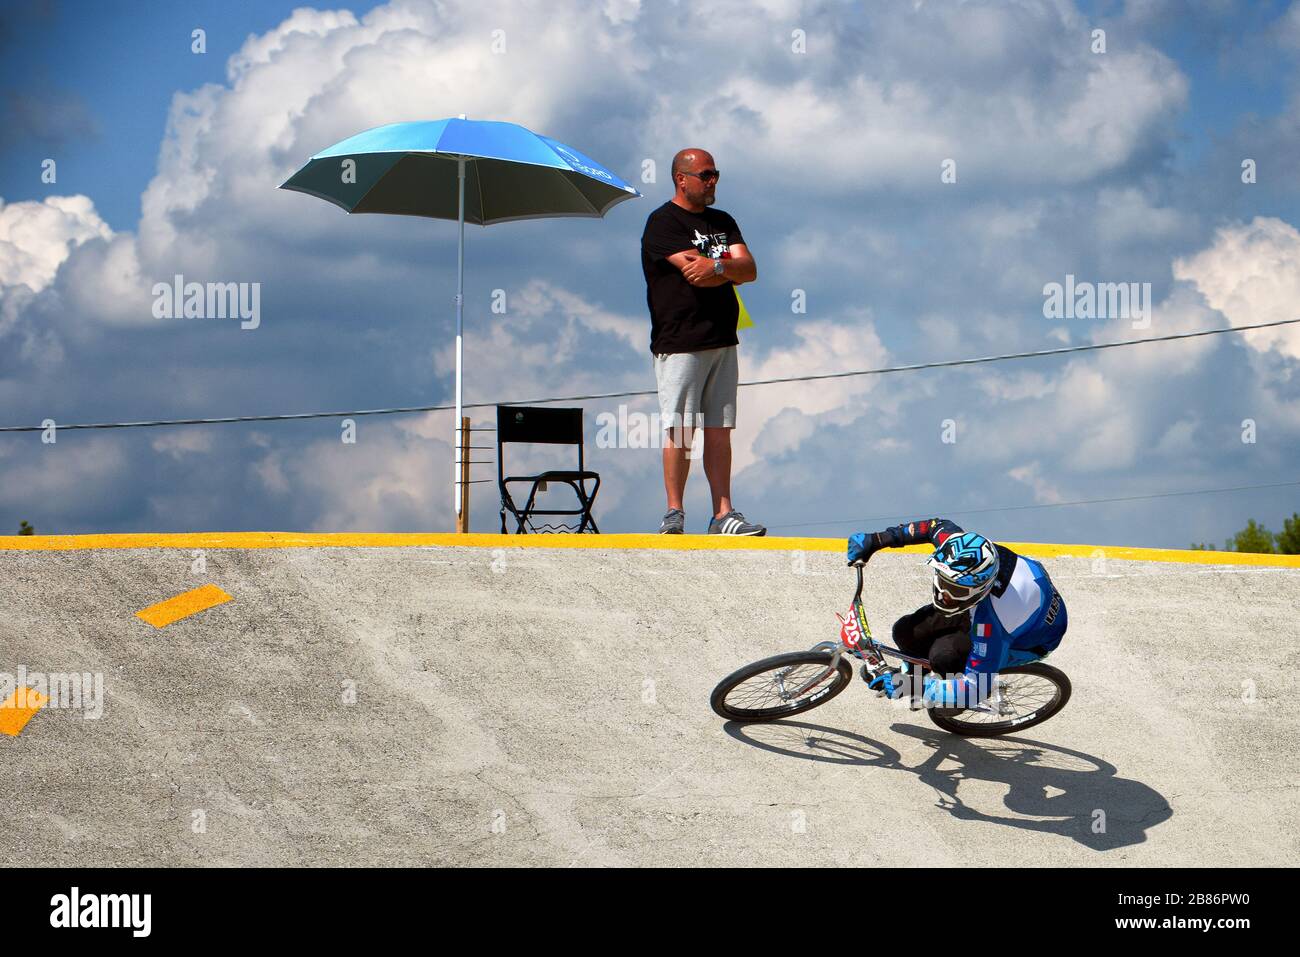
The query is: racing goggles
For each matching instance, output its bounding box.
[933,578,984,610]
[928,562,989,611]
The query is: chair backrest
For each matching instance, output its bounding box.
[497,406,584,445]
[496,406,586,480]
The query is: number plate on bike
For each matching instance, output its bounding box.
[838,605,870,649]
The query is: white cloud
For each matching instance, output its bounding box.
[431,277,646,402]
[967,285,1226,475]
[1154,417,1198,456]
[1008,461,1065,505]
[0,436,129,511]
[752,406,818,459]
[1094,187,1194,245]
[151,430,215,459]
[58,233,153,327]
[1173,216,1300,361]
[774,224,896,281]
[602,0,641,25]
[252,423,454,531]
[0,195,111,293]
[509,279,643,352]
[649,10,1186,192]
[976,369,1056,402]
[737,312,889,472]
[225,7,362,79]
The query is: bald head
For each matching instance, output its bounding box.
[671,148,713,178]
[670,148,718,211]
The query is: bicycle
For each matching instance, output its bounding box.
[709,564,1072,736]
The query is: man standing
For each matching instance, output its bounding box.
[640,148,765,536]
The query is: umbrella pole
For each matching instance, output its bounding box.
[454,156,466,529]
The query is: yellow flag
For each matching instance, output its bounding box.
[735,287,754,330]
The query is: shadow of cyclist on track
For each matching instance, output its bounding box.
[891,723,1171,851]
[723,719,1170,851]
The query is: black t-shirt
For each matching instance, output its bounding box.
[640,201,745,355]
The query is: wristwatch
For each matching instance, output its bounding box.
[712,259,724,276]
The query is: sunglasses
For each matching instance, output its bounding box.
[681,169,720,182]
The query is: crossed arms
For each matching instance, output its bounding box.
[666,244,757,287]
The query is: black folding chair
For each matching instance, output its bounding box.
[497,405,600,533]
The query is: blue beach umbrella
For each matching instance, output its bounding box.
[280,117,641,523]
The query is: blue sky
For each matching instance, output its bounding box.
[0,1,391,227]
[3,0,1300,548]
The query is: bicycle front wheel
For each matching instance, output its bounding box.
[710,651,854,723]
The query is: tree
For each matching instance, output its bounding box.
[1231,519,1275,554]
[17,521,34,536]
[1276,513,1300,555]
[1189,542,1217,550]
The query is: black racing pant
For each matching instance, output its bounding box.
[892,604,972,677]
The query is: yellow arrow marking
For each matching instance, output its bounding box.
[136,584,233,629]
[0,688,49,736]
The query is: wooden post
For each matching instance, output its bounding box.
[456,415,471,533]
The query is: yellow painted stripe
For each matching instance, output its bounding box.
[135,584,234,629]
[997,541,1300,567]
[0,531,1296,567]
[0,688,48,736]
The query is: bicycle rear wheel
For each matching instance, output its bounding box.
[927,662,1071,736]
[710,651,854,723]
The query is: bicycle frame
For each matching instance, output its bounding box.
[821,564,932,671]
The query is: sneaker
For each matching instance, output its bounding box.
[707,510,766,536]
[862,664,902,697]
[659,508,685,534]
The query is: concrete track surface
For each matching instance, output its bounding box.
[1,543,1296,866]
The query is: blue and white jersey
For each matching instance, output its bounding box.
[968,547,1065,672]
[863,518,1068,708]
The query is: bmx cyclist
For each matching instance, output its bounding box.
[846,518,1067,709]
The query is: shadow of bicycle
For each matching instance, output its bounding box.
[724,718,903,766]
[723,719,1170,851]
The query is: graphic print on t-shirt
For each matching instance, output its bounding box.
[691,228,731,259]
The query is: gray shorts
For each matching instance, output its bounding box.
[653,345,738,430]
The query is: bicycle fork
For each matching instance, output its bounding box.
[772,642,845,702]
